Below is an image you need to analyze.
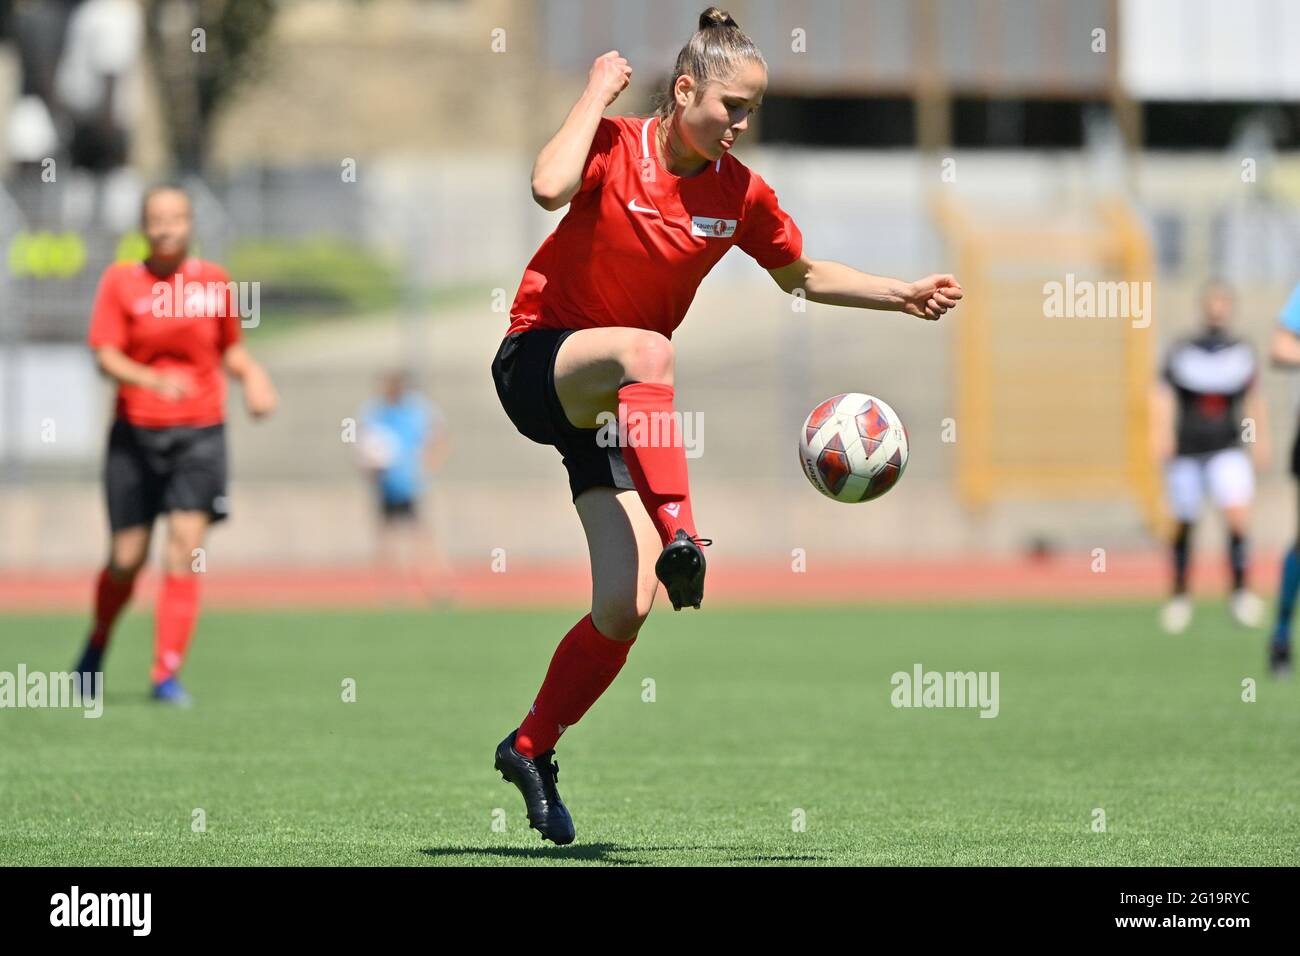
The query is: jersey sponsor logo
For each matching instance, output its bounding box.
[691,216,737,238]
[627,198,658,215]
[1195,394,1228,417]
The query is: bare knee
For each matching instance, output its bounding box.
[620,330,674,386]
[108,537,149,580]
[165,538,200,574]
[107,558,145,582]
[592,597,652,642]
[165,529,206,574]
[1223,506,1250,535]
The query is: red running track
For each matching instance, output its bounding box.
[0,552,1283,611]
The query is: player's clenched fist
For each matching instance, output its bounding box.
[586,51,632,107]
[902,274,964,321]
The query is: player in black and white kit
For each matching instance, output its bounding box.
[1151,281,1270,633]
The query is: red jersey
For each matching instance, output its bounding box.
[506,115,803,339]
[88,259,242,428]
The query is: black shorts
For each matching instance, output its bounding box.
[1292,428,1300,479]
[105,420,229,532]
[379,496,418,522]
[490,328,635,502]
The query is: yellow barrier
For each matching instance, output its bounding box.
[933,194,1168,538]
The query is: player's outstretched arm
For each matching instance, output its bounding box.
[530,51,632,211]
[222,343,278,419]
[767,255,962,320]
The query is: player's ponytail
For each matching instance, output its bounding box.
[653,7,766,122]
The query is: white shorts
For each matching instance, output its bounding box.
[1164,448,1255,522]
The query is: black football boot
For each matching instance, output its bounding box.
[494,730,575,845]
[655,529,711,610]
[1269,643,1292,679]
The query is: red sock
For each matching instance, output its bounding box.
[617,381,699,547]
[152,573,200,685]
[515,614,635,757]
[89,567,136,651]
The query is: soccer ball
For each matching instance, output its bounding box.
[798,393,909,502]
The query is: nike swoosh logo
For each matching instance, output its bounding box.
[627,198,658,215]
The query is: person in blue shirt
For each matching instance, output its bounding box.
[1266,281,1300,676]
[359,371,449,598]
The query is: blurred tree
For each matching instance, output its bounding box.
[144,0,278,172]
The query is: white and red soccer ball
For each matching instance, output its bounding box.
[798,393,909,502]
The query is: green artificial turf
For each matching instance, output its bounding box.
[1,602,1296,866]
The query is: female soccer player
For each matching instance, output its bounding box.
[73,184,278,704]
[490,8,962,843]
